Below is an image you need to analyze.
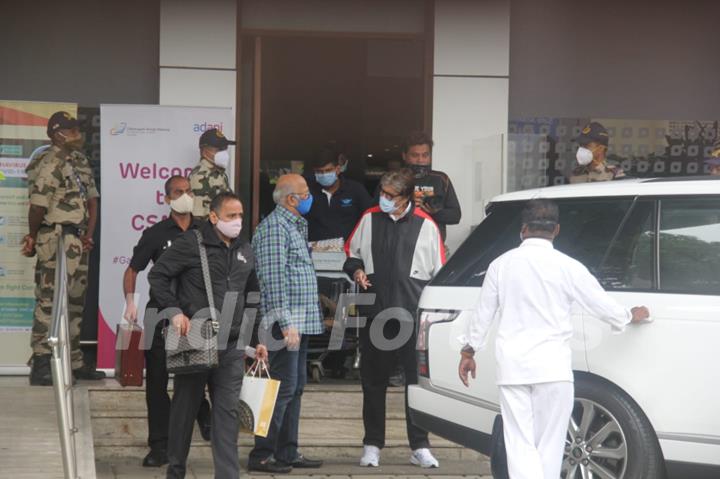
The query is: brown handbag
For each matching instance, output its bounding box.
[115,322,144,387]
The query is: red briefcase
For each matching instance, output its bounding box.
[115,323,144,387]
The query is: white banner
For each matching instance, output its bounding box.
[98,105,234,368]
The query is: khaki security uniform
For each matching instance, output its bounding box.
[188,157,230,219]
[28,146,99,369]
[568,164,625,184]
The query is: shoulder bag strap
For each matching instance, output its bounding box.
[194,230,218,330]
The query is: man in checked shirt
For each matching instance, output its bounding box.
[247,174,325,473]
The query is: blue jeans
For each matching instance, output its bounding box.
[249,330,309,464]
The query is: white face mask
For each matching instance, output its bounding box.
[216,218,243,239]
[169,193,194,214]
[576,146,594,166]
[213,149,230,169]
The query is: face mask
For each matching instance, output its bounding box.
[576,146,594,166]
[293,193,313,215]
[215,218,243,239]
[339,160,348,174]
[59,132,84,151]
[214,149,230,169]
[379,195,397,214]
[169,193,193,214]
[315,171,338,188]
[410,164,430,178]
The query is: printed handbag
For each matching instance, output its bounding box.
[165,230,219,374]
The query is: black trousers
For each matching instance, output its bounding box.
[166,344,244,479]
[145,322,210,452]
[359,318,430,450]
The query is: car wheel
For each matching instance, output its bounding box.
[562,374,666,479]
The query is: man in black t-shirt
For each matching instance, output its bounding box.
[121,175,210,468]
[401,131,461,242]
[306,148,374,242]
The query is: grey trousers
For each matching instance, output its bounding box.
[166,344,244,479]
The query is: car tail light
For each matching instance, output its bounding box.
[416,310,459,378]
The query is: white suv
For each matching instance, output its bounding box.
[408,177,720,478]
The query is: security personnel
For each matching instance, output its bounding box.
[306,147,373,242]
[149,192,265,479]
[122,175,211,467]
[21,111,105,385]
[707,138,720,176]
[188,128,234,219]
[401,131,461,242]
[569,121,626,183]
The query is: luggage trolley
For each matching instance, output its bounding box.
[308,242,361,383]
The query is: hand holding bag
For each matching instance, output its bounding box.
[239,360,281,437]
[165,230,219,374]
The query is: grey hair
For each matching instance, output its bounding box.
[521,199,559,233]
[379,168,415,198]
[272,181,295,205]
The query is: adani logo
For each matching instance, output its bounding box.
[110,122,127,135]
[193,122,223,133]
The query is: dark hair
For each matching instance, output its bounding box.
[379,168,415,199]
[164,175,188,196]
[521,199,559,233]
[310,147,339,169]
[402,131,434,153]
[210,191,241,214]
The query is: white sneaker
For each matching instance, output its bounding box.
[410,448,439,468]
[359,445,380,467]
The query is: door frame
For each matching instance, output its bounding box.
[234,0,435,230]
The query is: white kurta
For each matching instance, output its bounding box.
[463,237,631,385]
[462,237,633,479]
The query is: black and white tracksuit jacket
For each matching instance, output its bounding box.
[343,204,446,319]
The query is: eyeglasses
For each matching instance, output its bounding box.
[379,188,403,200]
[291,192,310,200]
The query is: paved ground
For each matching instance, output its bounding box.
[96,457,491,478]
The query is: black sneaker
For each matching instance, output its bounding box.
[73,365,107,381]
[142,449,168,467]
[247,457,292,474]
[29,354,53,386]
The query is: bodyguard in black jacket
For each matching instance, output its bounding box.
[148,192,263,479]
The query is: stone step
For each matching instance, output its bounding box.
[92,417,459,447]
[89,390,406,419]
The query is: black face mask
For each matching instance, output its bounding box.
[410,164,430,178]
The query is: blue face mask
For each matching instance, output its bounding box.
[293,193,313,215]
[315,171,338,188]
[379,195,397,214]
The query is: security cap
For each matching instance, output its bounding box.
[199,128,236,149]
[47,111,79,138]
[576,121,609,147]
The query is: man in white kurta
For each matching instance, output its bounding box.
[458,199,650,479]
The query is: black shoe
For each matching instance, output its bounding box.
[29,354,53,386]
[197,399,212,441]
[73,365,106,381]
[283,454,323,469]
[142,449,168,467]
[247,457,292,474]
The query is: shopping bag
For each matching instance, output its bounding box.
[238,360,280,437]
[115,322,144,387]
[490,414,510,479]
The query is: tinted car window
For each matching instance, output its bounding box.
[659,197,720,294]
[432,198,633,287]
[595,200,655,290]
[431,202,523,287]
